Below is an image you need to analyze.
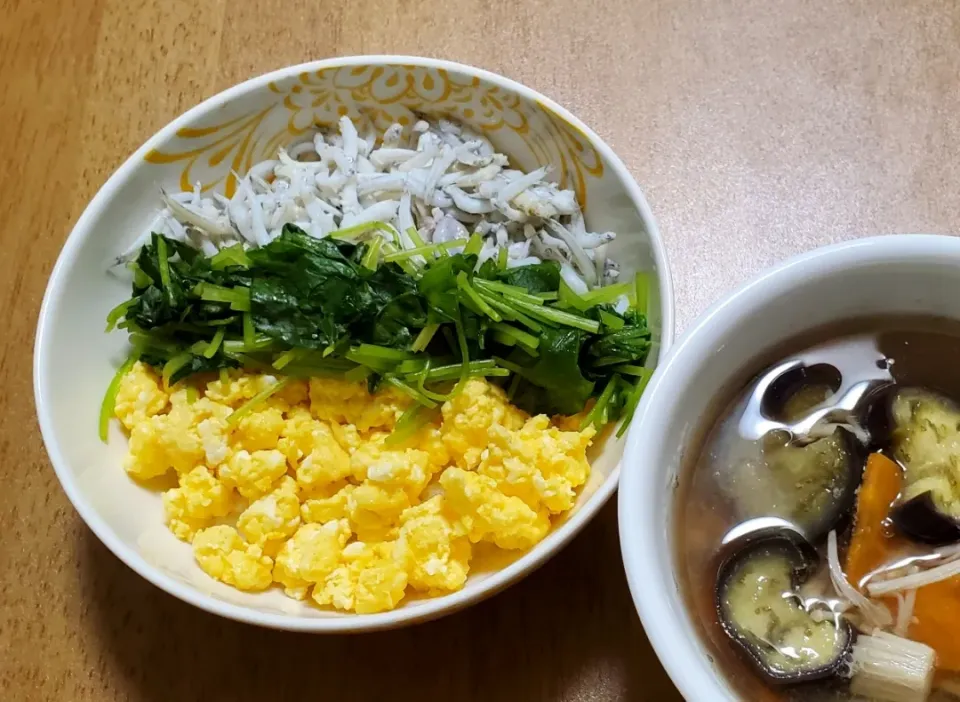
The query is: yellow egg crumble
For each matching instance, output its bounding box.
[114,362,595,613]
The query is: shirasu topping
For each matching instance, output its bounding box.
[116,116,619,290]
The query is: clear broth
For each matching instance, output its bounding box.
[675,315,960,701]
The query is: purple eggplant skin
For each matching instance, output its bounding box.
[714,532,854,686]
[884,388,960,545]
[809,428,864,541]
[762,427,864,543]
[891,492,960,545]
[863,385,896,448]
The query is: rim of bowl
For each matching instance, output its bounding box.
[618,234,959,699]
[34,55,675,633]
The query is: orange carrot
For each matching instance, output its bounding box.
[844,453,960,671]
[845,453,904,586]
[911,579,960,671]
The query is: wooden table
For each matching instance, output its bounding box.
[3,0,959,699]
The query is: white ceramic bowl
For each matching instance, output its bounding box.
[34,56,673,632]
[618,234,960,699]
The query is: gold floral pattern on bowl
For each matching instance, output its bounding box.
[145,64,603,205]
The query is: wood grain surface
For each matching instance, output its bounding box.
[3,0,960,700]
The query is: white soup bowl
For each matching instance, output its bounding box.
[619,234,960,699]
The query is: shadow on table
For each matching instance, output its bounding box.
[79,499,682,702]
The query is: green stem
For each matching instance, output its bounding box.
[557,279,590,312]
[634,273,651,316]
[491,322,540,350]
[344,365,373,383]
[242,312,256,348]
[272,347,305,369]
[384,404,439,447]
[384,375,438,408]
[412,324,439,352]
[599,311,625,330]
[105,298,135,332]
[329,221,399,244]
[99,351,141,442]
[509,297,600,333]
[454,313,471,391]
[229,377,293,425]
[580,375,619,430]
[210,244,251,270]
[581,281,633,306]
[475,290,543,332]
[406,226,426,249]
[380,242,420,276]
[224,334,274,353]
[156,236,178,310]
[415,360,454,402]
[456,272,502,322]
[161,352,193,388]
[203,327,226,358]
[613,363,650,377]
[616,369,653,438]
[352,344,416,361]
[507,373,521,400]
[383,239,462,262]
[474,278,544,306]
[360,237,384,270]
[463,233,483,256]
[196,283,251,311]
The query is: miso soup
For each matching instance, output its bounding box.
[676,316,960,702]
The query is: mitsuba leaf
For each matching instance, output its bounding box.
[111,223,648,423]
[584,307,652,367]
[418,254,476,322]
[248,225,427,349]
[250,278,342,348]
[127,233,246,330]
[509,328,595,415]
[128,234,188,327]
[361,264,427,348]
[169,353,239,384]
[137,349,239,383]
[496,261,561,293]
[476,258,499,280]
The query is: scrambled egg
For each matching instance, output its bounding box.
[313,540,408,614]
[193,525,273,591]
[115,363,595,613]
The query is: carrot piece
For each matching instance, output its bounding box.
[845,453,904,587]
[910,579,960,671]
[844,453,960,671]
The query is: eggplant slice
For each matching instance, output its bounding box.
[889,388,960,544]
[762,366,842,422]
[730,427,861,542]
[716,533,853,684]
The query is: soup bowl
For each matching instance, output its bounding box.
[619,234,960,699]
[34,55,673,632]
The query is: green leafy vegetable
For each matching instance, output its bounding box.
[495,328,595,415]
[210,244,251,270]
[497,261,561,293]
[584,308,652,367]
[103,224,654,432]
